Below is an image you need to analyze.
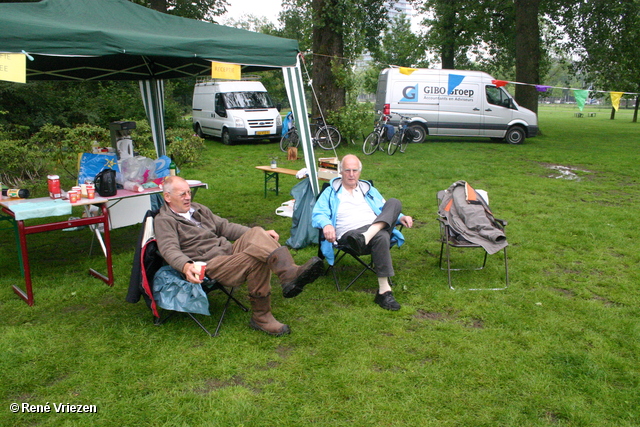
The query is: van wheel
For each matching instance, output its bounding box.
[195,124,205,139]
[221,129,233,145]
[408,124,427,143]
[505,126,525,144]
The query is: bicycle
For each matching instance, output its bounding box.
[279,115,342,152]
[387,113,414,155]
[362,112,392,155]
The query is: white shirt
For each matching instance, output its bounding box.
[335,186,377,239]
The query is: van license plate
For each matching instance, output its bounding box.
[256,131,270,135]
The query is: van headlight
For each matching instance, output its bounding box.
[276,115,282,126]
[234,117,245,128]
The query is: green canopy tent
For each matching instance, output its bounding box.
[0,0,319,194]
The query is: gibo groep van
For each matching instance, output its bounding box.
[375,68,539,144]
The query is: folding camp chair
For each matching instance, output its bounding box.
[437,186,509,291]
[316,182,402,292]
[131,210,248,336]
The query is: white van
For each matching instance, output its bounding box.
[192,80,282,145]
[375,68,538,144]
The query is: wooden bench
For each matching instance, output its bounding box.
[255,165,298,197]
[255,166,339,197]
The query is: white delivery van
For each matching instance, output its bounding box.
[192,80,282,145]
[375,68,538,144]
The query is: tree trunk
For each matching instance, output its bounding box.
[514,0,540,114]
[440,1,457,69]
[634,95,639,123]
[610,106,616,120]
[311,0,346,116]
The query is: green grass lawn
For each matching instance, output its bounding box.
[1,104,639,426]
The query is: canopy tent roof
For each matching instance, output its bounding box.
[0,0,300,80]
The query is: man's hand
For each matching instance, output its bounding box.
[323,224,336,243]
[400,215,413,228]
[266,229,280,241]
[182,262,202,284]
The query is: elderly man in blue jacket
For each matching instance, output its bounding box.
[312,154,413,310]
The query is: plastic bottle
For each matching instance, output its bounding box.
[2,188,30,198]
[169,158,177,176]
[123,181,143,193]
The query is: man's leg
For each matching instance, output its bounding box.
[205,227,289,336]
[342,199,403,311]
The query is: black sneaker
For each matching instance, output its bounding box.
[374,291,401,311]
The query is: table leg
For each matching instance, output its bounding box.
[263,171,280,197]
[12,219,34,305]
[88,203,114,286]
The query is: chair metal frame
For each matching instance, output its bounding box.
[151,275,248,337]
[138,210,248,337]
[437,191,509,291]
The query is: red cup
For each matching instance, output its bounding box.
[86,184,95,199]
[68,190,79,203]
[194,262,207,281]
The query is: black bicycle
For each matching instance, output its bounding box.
[280,115,341,152]
[387,113,415,155]
[362,112,392,155]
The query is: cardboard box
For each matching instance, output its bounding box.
[318,157,339,171]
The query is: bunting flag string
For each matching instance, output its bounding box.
[491,79,639,96]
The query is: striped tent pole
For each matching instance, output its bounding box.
[282,57,319,196]
[139,79,166,158]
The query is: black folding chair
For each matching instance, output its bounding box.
[130,210,248,336]
[316,182,402,292]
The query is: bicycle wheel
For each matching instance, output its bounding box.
[279,129,299,152]
[399,134,410,153]
[387,132,401,155]
[362,131,381,155]
[315,125,341,150]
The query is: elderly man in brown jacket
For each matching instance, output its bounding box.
[155,176,323,336]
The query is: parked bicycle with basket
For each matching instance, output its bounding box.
[280,113,342,152]
[387,113,416,155]
[362,111,393,155]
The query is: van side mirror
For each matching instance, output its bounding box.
[215,106,226,117]
[276,103,282,112]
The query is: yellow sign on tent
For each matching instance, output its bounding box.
[211,61,240,80]
[0,53,26,83]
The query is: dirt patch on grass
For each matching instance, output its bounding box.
[195,375,261,394]
[553,287,576,298]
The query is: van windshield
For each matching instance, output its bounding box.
[223,92,275,109]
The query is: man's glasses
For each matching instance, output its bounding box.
[342,169,361,174]
[172,190,192,198]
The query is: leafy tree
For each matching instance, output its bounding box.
[557,0,640,122]
[129,0,229,22]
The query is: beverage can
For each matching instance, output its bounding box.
[47,175,61,199]
[193,261,207,281]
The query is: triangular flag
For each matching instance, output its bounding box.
[399,67,417,75]
[610,92,624,111]
[491,79,508,88]
[536,85,551,92]
[573,89,589,111]
[448,74,465,94]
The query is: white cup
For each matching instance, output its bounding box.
[193,262,207,281]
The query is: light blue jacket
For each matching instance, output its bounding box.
[311,177,406,265]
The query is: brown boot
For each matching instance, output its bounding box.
[249,293,291,336]
[267,246,324,298]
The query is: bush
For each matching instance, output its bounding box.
[327,101,376,145]
[0,139,49,188]
[165,128,205,166]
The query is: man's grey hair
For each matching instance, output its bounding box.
[339,155,362,173]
